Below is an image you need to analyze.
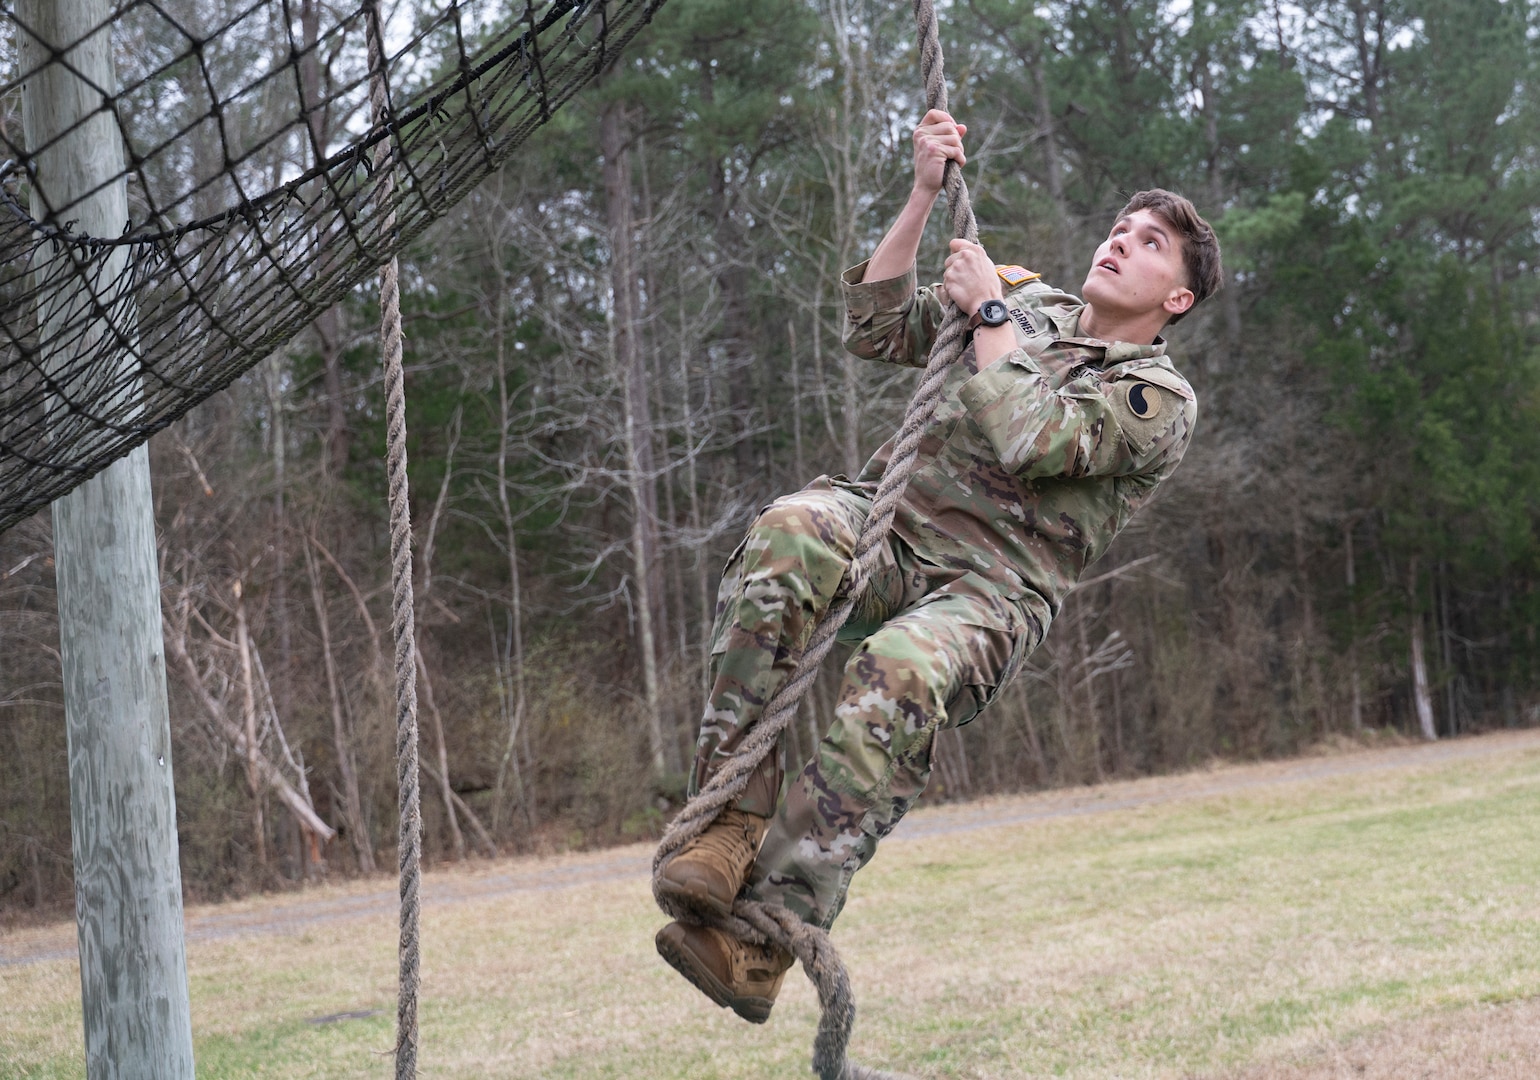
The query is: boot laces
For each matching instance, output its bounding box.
[734,935,793,981]
[691,809,757,867]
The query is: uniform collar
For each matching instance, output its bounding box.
[1049,305,1167,364]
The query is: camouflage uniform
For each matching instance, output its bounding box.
[690,260,1198,929]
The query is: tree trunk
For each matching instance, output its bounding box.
[304,546,375,872]
[416,650,465,861]
[1345,518,1363,731]
[232,580,268,868]
[300,0,348,477]
[678,296,712,683]
[20,1,196,1071]
[1193,26,1242,360]
[318,306,349,476]
[1410,616,1437,741]
[1292,516,1327,734]
[694,58,757,487]
[788,319,805,481]
[601,97,668,776]
[964,0,1073,282]
[1077,611,1106,782]
[491,292,531,833]
[264,355,294,728]
[1028,34,1075,284]
[638,150,687,667]
[825,15,868,477]
[1409,560,1437,740]
[1352,0,1387,130]
[1438,559,1458,736]
[808,267,834,449]
[414,414,466,859]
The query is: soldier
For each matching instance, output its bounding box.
[655,108,1223,1023]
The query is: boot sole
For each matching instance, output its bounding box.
[654,924,775,1024]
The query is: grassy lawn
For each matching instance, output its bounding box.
[4,735,1540,1078]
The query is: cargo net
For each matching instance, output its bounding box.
[0,0,662,535]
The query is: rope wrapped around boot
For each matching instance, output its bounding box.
[652,2,977,1077]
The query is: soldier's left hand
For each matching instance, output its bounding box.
[942,238,1004,316]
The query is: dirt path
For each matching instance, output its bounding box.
[5,727,1538,970]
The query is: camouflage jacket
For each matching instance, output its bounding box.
[840,259,1198,629]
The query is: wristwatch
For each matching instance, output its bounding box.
[968,297,1009,332]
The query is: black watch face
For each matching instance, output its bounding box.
[981,299,1009,325]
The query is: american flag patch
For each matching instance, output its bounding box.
[995,264,1041,287]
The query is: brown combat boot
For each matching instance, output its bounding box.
[655,808,768,919]
[655,920,794,1024]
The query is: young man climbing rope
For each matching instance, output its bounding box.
[655,108,1223,1023]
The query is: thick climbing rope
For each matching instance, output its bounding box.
[652,2,977,1077]
[367,5,424,1078]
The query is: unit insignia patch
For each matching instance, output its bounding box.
[1126,382,1161,419]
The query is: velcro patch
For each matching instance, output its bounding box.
[995,264,1041,287]
[1129,365,1194,401]
[1008,306,1037,336]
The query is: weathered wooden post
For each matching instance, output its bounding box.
[18,1,197,1076]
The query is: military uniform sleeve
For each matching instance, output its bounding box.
[841,259,946,369]
[956,354,1197,481]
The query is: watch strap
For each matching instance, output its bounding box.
[968,299,1008,332]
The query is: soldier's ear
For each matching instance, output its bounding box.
[1162,286,1194,319]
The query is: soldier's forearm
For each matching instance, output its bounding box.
[865,186,939,284]
[971,322,1016,370]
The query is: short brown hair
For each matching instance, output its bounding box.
[1115,189,1222,325]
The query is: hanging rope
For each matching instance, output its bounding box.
[652,2,977,1077]
[367,6,423,1078]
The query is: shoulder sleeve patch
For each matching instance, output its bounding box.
[1111,380,1185,455]
[995,264,1041,287]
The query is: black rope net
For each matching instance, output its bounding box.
[0,0,663,535]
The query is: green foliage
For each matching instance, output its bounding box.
[1242,5,1540,577]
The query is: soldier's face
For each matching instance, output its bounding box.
[1081,210,1195,324]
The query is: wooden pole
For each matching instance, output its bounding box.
[18,2,197,1077]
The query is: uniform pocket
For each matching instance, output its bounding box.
[940,584,1044,725]
[948,623,1029,725]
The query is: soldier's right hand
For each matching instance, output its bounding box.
[913,109,966,197]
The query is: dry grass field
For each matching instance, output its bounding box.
[5,730,1540,1079]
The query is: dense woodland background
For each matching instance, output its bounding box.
[2,0,1537,908]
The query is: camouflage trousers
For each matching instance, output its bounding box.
[689,478,1044,929]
